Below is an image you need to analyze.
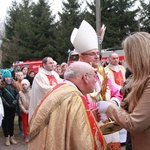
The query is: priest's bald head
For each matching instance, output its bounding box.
[64,62,96,95]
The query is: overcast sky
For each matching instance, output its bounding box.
[0,0,67,20]
[0,0,149,21]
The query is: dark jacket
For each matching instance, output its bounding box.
[0,79,19,109]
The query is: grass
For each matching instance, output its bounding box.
[0,115,26,145]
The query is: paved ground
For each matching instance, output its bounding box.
[0,139,27,150]
[0,139,125,150]
[0,116,27,150]
[0,141,125,150]
[0,116,126,150]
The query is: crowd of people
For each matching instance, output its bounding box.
[0,59,68,145]
[0,20,149,150]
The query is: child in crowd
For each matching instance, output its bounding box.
[18,79,30,143]
[0,70,18,146]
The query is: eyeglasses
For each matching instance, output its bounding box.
[81,52,100,56]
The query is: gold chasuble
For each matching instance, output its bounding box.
[28,83,107,150]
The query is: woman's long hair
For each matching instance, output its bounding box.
[122,32,150,110]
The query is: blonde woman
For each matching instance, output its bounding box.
[97,32,150,150]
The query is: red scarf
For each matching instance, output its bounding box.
[46,74,58,86]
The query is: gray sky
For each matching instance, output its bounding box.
[0,0,90,20]
[0,0,65,20]
[0,0,149,21]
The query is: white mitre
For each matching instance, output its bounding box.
[70,20,98,54]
